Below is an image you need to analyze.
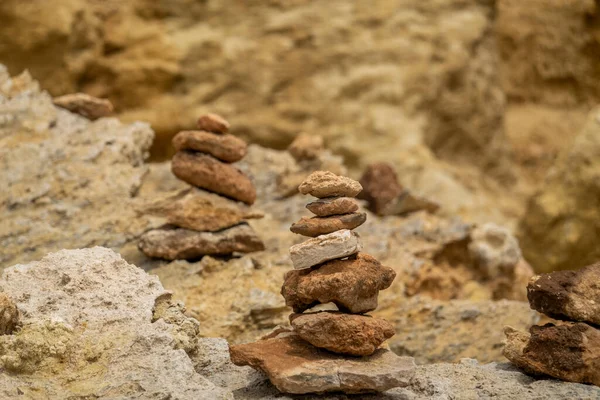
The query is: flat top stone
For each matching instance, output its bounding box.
[290,212,366,237]
[306,196,359,217]
[289,229,362,270]
[298,171,362,198]
[197,113,230,134]
[53,93,114,120]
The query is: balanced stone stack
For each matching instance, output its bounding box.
[229,171,415,395]
[138,114,265,260]
[504,263,600,386]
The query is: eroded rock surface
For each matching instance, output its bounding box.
[290,212,366,237]
[0,293,18,335]
[298,171,363,198]
[289,229,362,270]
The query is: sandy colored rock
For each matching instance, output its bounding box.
[469,223,522,279]
[290,212,366,237]
[229,332,415,394]
[197,113,230,134]
[289,229,362,270]
[282,253,395,313]
[306,196,359,217]
[172,130,247,162]
[527,263,600,325]
[171,151,256,205]
[287,133,324,161]
[358,162,403,214]
[0,293,18,335]
[141,187,263,232]
[298,171,362,198]
[290,312,395,356]
[53,92,114,120]
[138,223,265,260]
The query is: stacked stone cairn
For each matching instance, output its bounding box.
[229,171,415,395]
[138,114,265,260]
[504,262,600,386]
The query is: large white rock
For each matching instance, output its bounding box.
[289,229,362,270]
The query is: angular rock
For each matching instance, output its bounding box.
[290,212,367,237]
[0,293,18,335]
[306,196,359,217]
[53,93,114,120]
[357,162,403,214]
[171,151,256,205]
[229,332,415,394]
[504,322,600,386]
[298,171,362,198]
[289,229,362,270]
[290,311,395,356]
[282,253,396,313]
[138,223,265,260]
[172,130,247,162]
[197,113,230,134]
[141,188,263,232]
[527,263,600,325]
[288,133,324,161]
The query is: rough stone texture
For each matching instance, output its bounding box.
[358,162,404,214]
[138,223,265,260]
[290,312,395,356]
[469,223,522,279]
[171,150,256,205]
[172,130,247,162]
[298,171,363,198]
[140,187,263,232]
[527,263,600,325]
[306,196,359,217]
[289,229,362,270]
[504,322,600,386]
[290,212,366,237]
[197,113,230,134]
[287,133,324,162]
[53,92,113,120]
[0,293,18,335]
[282,253,395,314]
[229,332,415,394]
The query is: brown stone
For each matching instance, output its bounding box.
[229,332,415,394]
[290,312,395,356]
[288,133,324,161]
[298,171,362,198]
[197,113,230,134]
[0,293,19,335]
[306,197,359,217]
[527,263,600,325]
[138,223,265,260]
[53,93,114,120]
[172,130,247,162]
[504,323,600,386]
[140,188,263,232]
[290,212,366,237]
[357,163,403,214]
[281,253,396,313]
[171,151,256,205]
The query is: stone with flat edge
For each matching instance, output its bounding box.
[172,130,247,162]
[306,196,359,217]
[290,212,366,237]
[289,229,361,270]
[298,171,362,198]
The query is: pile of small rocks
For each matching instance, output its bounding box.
[229,171,415,395]
[138,114,265,260]
[504,262,600,386]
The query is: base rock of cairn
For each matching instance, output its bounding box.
[230,171,414,394]
[139,114,264,260]
[504,262,600,386]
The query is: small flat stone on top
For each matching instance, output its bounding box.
[290,212,366,237]
[172,130,247,163]
[197,113,230,134]
[306,197,359,217]
[289,229,362,270]
[298,171,362,198]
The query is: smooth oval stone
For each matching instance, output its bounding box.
[196,113,230,134]
[306,197,359,217]
[172,130,247,162]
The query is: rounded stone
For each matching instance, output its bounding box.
[290,212,367,237]
[306,197,359,217]
[298,171,362,198]
[172,130,247,162]
[196,113,230,134]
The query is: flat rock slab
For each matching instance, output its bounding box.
[306,196,359,217]
[299,171,362,198]
[171,151,256,205]
[172,130,247,162]
[142,188,262,232]
[282,252,396,313]
[197,113,229,134]
[290,212,366,237]
[289,229,362,270]
[527,263,600,325]
[0,293,18,335]
[229,332,415,394]
[138,223,265,260]
[290,311,395,356]
[53,93,114,120]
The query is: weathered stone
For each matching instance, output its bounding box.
[0,293,19,335]
[504,322,600,386]
[229,332,415,394]
[171,151,256,205]
[289,229,362,270]
[141,188,263,232]
[527,263,600,325]
[290,312,395,356]
[172,130,247,162]
[138,223,265,260]
[53,93,114,120]
[290,212,367,237]
[469,223,523,279]
[287,133,324,161]
[282,253,395,313]
[298,171,362,198]
[358,163,403,214]
[197,113,230,134]
[306,197,359,217]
